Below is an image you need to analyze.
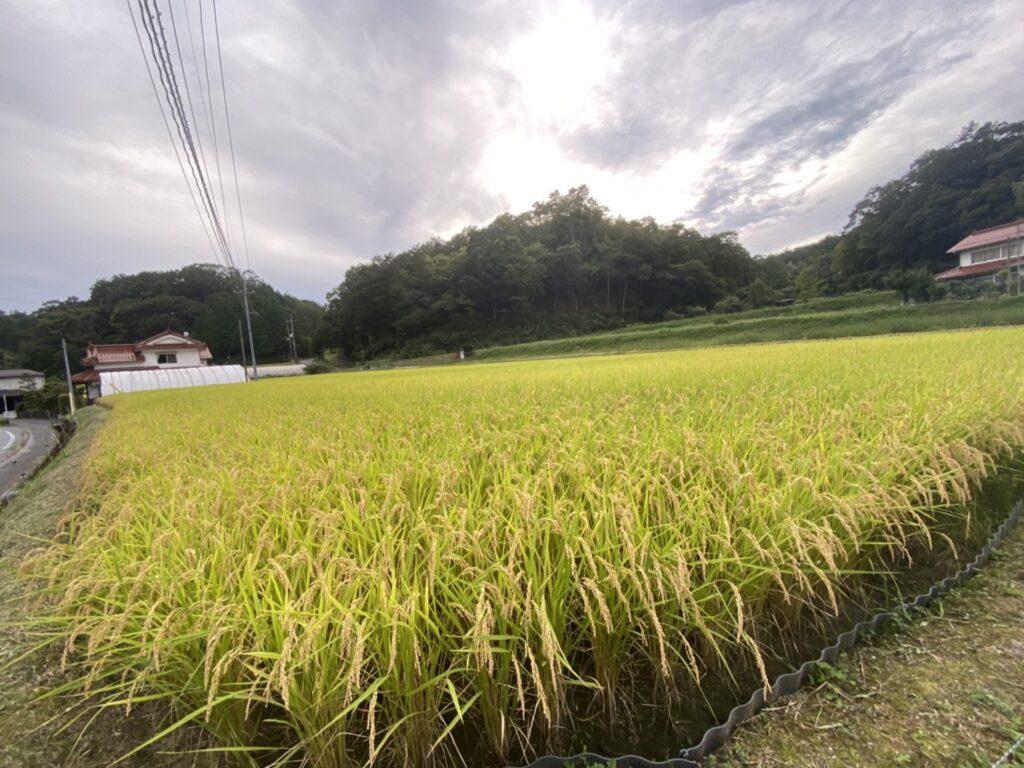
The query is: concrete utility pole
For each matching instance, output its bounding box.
[61,338,76,417]
[286,314,298,363]
[239,271,258,380]
[238,319,248,378]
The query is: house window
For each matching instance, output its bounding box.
[971,246,1006,264]
[157,353,178,364]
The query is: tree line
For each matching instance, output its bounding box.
[1,264,323,377]
[767,120,1024,297]
[321,121,1024,361]
[5,122,1022,370]
[323,187,767,360]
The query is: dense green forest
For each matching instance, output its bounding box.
[321,121,1024,361]
[765,121,1024,295]
[0,265,323,377]
[323,187,760,360]
[5,122,1023,370]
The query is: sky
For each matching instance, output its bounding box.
[2,0,1023,312]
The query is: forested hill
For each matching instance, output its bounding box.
[322,187,760,361]
[761,121,1024,293]
[322,121,1024,362]
[7,123,1022,372]
[0,265,323,377]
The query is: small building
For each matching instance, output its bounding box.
[936,219,1024,284]
[72,330,214,401]
[0,369,45,415]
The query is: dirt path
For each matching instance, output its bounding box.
[0,408,218,768]
[708,524,1024,768]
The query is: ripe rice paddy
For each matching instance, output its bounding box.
[32,328,1024,766]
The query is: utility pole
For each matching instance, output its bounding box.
[238,319,248,378]
[61,338,77,417]
[286,314,298,363]
[239,270,258,380]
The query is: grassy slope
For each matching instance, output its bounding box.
[0,407,218,768]
[709,525,1024,768]
[473,294,1024,362]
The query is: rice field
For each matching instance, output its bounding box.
[33,328,1024,766]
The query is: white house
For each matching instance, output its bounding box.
[0,368,45,415]
[72,330,214,401]
[936,219,1024,283]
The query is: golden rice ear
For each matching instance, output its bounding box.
[23,328,1024,767]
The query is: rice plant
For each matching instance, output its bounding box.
[29,328,1024,766]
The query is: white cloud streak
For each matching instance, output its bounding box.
[1,0,1022,311]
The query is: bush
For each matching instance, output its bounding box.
[303,360,335,375]
[19,380,68,413]
[714,295,745,314]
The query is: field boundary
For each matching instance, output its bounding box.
[518,498,1024,768]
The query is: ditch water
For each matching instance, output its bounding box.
[491,458,1024,768]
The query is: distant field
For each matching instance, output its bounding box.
[473,294,1024,361]
[33,328,1024,767]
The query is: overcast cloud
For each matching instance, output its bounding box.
[2,0,1023,311]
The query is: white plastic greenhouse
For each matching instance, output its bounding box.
[100,366,247,397]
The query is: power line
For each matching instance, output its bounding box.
[196,0,231,264]
[213,0,251,272]
[137,3,228,267]
[124,0,221,266]
[126,0,259,379]
[165,0,229,253]
[180,0,236,260]
[140,0,234,268]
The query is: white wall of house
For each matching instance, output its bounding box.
[0,373,44,391]
[139,348,203,367]
[959,239,1023,267]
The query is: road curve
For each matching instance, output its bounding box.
[0,419,57,499]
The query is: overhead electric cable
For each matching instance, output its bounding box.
[213,0,252,272]
[127,0,259,379]
[143,0,235,268]
[166,0,231,255]
[138,0,231,265]
[197,0,230,259]
[125,0,221,266]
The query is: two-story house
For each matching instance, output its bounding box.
[72,330,213,401]
[936,219,1024,284]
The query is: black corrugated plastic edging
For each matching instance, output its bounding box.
[518,499,1024,768]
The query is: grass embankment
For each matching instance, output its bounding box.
[27,328,1024,767]
[474,294,1024,362]
[0,408,217,768]
[710,522,1024,767]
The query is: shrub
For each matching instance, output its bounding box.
[714,295,745,314]
[303,360,335,375]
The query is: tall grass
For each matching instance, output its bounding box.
[29,328,1024,766]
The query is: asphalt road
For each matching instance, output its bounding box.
[0,419,57,499]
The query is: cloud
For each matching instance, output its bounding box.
[0,0,532,310]
[563,0,994,234]
[2,0,1023,311]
